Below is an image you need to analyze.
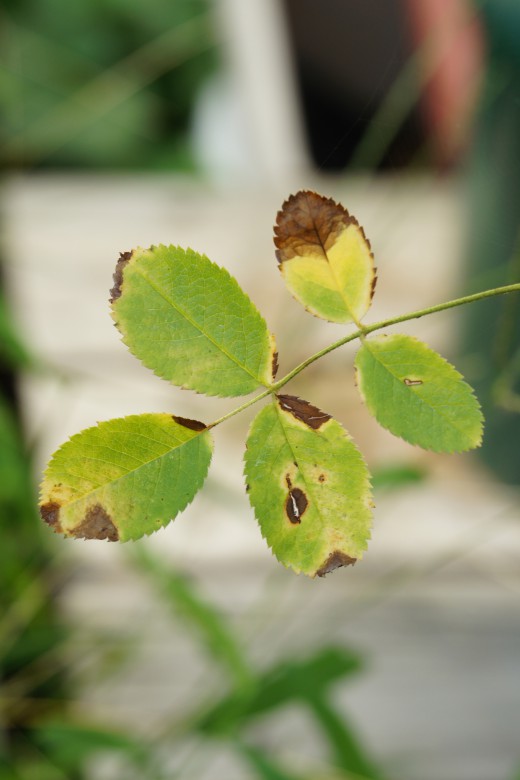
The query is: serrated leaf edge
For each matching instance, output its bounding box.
[111,244,277,397]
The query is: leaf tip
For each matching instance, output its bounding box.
[315,551,357,578]
[73,504,119,542]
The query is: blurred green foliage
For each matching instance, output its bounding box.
[461,0,520,484]
[1,0,218,170]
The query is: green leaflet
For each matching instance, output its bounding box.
[244,395,373,578]
[355,334,484,452]
[111,245,277,397]
[39,414,213,542]
[274,191,376,324]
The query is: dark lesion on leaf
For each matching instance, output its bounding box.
[172,415,206,432]
[110,250,133,303]
[272,350,279,381]
[274,190,364,264]
[73,504,119,542]
[316,551,357,577]
[285,482,308,524]
[318,473,326,483]
[370,272,378,301]
[40,501,63,534]
[277,394,331,430]
[403,378,423,387]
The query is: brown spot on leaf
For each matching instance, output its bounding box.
[110,250,133,303]
[403,378,423,387]
[74,504,119,542]
[318,474,326,483]
[316,551,357,577]
[172,415,206,431]
[40,502,62,533]
[272,350,279,380]
[285,487,308,524]
[277,394,331,430]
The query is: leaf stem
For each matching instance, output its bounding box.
[273,283,520,390]
[207,388,274,429]
[210,283,520,428]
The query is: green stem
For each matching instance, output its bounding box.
[207,388,274,429]
[210,282,520,429]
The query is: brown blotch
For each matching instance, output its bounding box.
[274,191,355,264]
[74,504,119,542]
[40,502,62,533]
[403,378,423,387]
[274,190,373,269]
[318,474,326,483]
[285,487,308,524]
[272,350,279,380]
[245,483,250,492]
[316,551,357,578]
[110,250,133,303]
[370,271,378,301]
[277,394,331,430]
[172,415,206,432]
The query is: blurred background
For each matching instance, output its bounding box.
[1,0,520,778]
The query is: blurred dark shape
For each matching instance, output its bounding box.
[461,0,520,484]
[1,0,217,170]
[282,0,424,170]
[405,0,483,168]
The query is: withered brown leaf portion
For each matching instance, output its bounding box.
[274,190,360,264]
[110,250,133,303]
[277,394,332,430]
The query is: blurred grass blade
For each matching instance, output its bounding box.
[31,720,150,771]
[132,546,253,691]
[237,742,304,780]
[308,695,383,780]
[197,647,362,734]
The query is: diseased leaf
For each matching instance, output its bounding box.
[274,191,376,324]
[111,245,277,397]
[244,395,373,577]
[355,334,484,452]
[39,413,213,542]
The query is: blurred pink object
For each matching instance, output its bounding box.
[405,0,484,167]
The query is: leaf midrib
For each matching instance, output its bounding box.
[364,343,480,440]
[58,432,205,512]
[275,403,329,535]
[135,264,267,386]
